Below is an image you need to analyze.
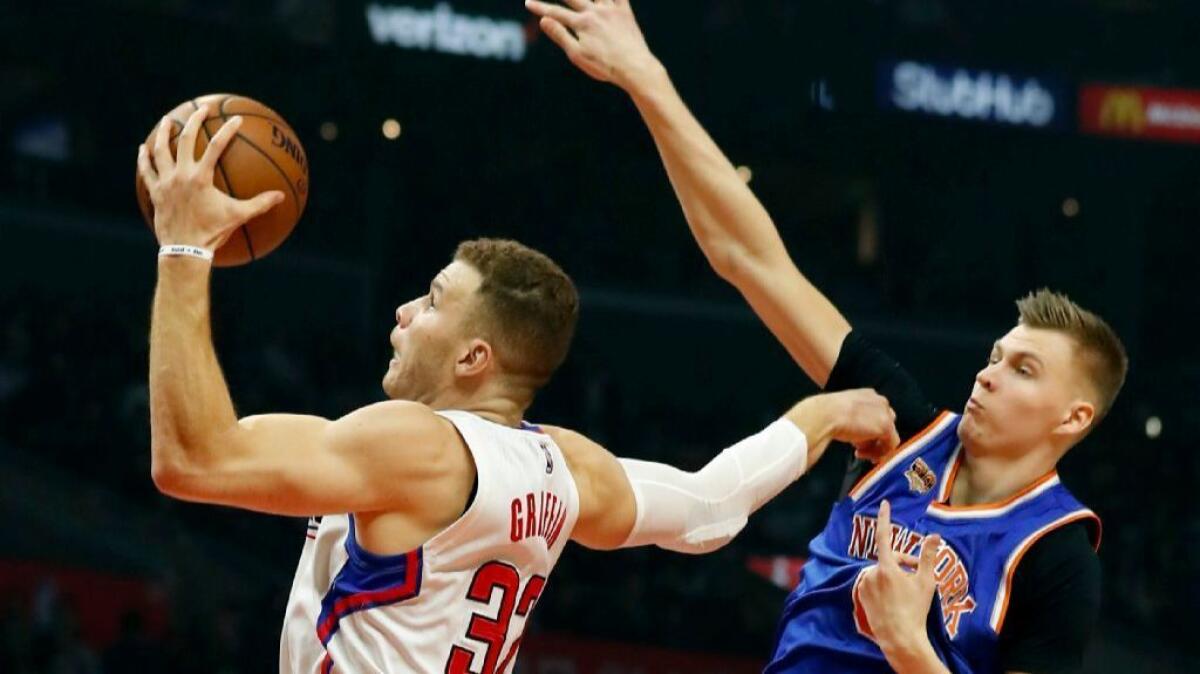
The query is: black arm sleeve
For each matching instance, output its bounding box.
[824,330,940,439]
[996,521,1102,673]
[826,331,941,499]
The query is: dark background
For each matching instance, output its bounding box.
[1,1,1197,671]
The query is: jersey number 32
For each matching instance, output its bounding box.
[445,561,546,674]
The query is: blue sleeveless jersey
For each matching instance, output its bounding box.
[766,412,1100,674]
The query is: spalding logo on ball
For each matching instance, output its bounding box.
[135,94,309,267]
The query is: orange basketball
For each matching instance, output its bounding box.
[135,94,309,266]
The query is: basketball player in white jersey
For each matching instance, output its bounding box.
[138,104,903,673]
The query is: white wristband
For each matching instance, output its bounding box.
[159,244,214,262]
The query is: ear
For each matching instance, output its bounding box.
[455,338,494,378]
[1053,399,1095,439]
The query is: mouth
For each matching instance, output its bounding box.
[966,397,984,412]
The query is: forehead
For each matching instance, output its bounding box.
[433,260,482,298]
[997,324,1077,367]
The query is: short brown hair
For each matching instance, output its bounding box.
[454,238,579,385]
[1016,289,1128,423]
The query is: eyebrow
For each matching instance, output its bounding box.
[993,342,1045,367]
[431,273,448,294]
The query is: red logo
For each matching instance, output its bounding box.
[1081,84,1200,143]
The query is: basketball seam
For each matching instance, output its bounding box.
[209,109,301,135]
[217,97,304,224]
[194,98,256,262]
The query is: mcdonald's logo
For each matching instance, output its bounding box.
[1098,90,1146,133]
[1081,84,1200,143]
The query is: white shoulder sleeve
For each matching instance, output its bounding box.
[617,418,808,554]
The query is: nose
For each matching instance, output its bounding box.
[395,302,414,330]
[976,364,996,392]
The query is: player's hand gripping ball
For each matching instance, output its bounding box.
[135,94,309,266]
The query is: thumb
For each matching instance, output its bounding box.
[240,191,286,221]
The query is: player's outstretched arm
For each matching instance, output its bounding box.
[545,389,898,553]
[527,0,850,386]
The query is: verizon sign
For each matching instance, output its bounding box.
[879,60,1064,129]
[366,2,527,62]
[1080,84,1200,143]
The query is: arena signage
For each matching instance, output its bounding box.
[879,60,1063,129]
[1079,84,1200,143]
[365,2,527,62]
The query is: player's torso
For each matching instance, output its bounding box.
[767,412,1100,674]
[279,410,580,674]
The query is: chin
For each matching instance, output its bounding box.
[957,415,981,444]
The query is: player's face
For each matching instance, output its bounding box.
[382,261,483,403]
[958,324,1088,455]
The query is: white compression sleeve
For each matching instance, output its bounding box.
[617,418,808,554]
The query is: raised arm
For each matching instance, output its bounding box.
[527,0,850,386]
[545,389,899,552]
[139,106,472,519]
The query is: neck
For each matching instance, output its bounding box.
[425,387,530,428]
[952,442,1059,506]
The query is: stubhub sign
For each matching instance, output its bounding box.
[879,60,1064,129]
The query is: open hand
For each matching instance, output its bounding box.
[137,105,283,251]
[526,0,660,90]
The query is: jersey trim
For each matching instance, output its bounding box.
[926,470,1061,520]
[988,509,1102,632]
[315,516,424,649]
[849,411,956,501]
[935,444,962,502]
[519,420,546,434]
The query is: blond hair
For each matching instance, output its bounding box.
[1016,289,1128,423]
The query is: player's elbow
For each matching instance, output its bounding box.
[150,447,205,499]
[150,455,183,496]
[703,238,748,282]
[708,240,778,291]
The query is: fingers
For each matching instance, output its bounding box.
[238,190,286,221]
[200,115,244,173]
[885,424,901,452]
[538,17,582,58]
[152,115,176,174]
[137,144,158,188]
[176,104,209,167]
[918,534,942,587]
[876,499,895,566]
[853,439,885,462]
[525,0,581,28]
[562,0,591,9]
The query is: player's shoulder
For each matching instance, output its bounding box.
[539,425,603,460]
[1021,519,1100,577]
[330,400,459,455]
[540,425,619,481]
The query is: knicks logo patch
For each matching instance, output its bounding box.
[904,458,937,494]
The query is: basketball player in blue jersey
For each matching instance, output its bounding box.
[137,104,906,672]
[529,1,1127,672]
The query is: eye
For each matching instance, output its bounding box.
[427,294,436,310]
[1017,365,1033,377]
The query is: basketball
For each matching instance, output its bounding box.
[135,94,309,266]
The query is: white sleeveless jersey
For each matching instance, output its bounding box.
[279,410,580,674]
